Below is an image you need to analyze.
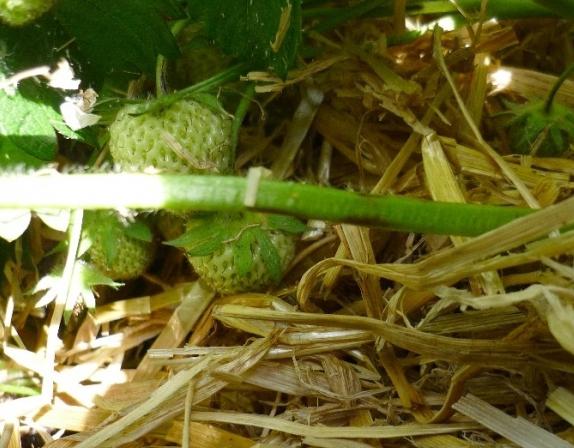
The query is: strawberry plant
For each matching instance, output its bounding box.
[505,63,574,156]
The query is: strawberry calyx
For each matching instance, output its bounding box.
[505,100,574,156]
[504,62,574,157]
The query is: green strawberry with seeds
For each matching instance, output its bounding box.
[167,212,305,294]
[172,34,232,89]
[109,98,233,174]
[82,211,155,281]
[506,100,574,157]
[0,0,53,26]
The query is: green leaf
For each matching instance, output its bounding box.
[166,219,232,257]
[233,227,256,277]
[68,262,121,317]
[125,220,153,242]
[187,0,302,78]
[267,214,307,234]
[253,228,282,283]
[0,139,46,167]
[33,262,120,311]
[101,225,122,266]
[0,80,61,165]
[76,261,121,290]
[0,14,67,71]
[55,0,181,79]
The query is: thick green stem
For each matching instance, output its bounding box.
[0,173,532,237]
[231,83,256,161]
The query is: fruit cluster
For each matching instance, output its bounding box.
[84,39,302,292]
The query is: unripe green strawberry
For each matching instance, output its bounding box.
[170,28,231,89]
[109,98,233,174]
[174,43,231,89]
[169,212,304,294]
[82,211,155,281]
[506,100,574,157]
[190,229,295,294]
[0,0,53,26]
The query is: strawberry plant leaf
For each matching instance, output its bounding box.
[0,80,61,165]
[74,262,121,311]
[33,262,119,310]
[54,0,181,79]
[187,0,302,78]
[166,218,232,257]
[233,227,256,277]
[125,220,153,243]
[101,225,122,266]
[253,227,282,283]
[267,214,307,234]
[0,15,67,71]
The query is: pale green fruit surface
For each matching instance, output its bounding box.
[109,99,233,174]
[83,211,155,281]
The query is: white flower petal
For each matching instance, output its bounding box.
[60,101,101,130]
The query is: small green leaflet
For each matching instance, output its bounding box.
[125,220,153,243]
[100,223,123,266]
[33,262,120,317]
[166,218,233,257]
[267,214,307,234]
[55,0,181,78]
[187,0,302,78]
[253,228,283,283]
[233,227,256,277]
[506,100,574,156]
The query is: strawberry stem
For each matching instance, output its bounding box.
[131,62,249,115]
[231,83,256,163]
[544,62,574,114]
[0,173,534,237]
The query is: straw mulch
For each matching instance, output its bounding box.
[3,12,574,448]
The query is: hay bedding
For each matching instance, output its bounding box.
[3,7,574,448]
